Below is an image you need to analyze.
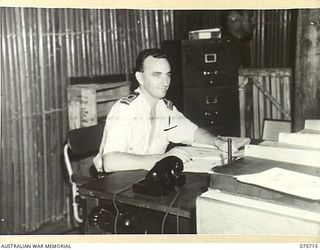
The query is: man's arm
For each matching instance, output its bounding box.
[101,128,239,172]
[102,152,161,172]
[103,147,193,172]
[193,127,239,153]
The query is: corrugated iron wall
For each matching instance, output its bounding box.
[174,9,297,68]
[251,9,296,68]
[0,7,174,234]
[0,7,298,234]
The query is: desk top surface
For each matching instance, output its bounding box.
[211,157,320,213]
[79,170,209,218]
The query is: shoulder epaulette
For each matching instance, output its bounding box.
[163,98,173,111]
[120,91,140,105]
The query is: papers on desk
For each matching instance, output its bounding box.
[181,145,244,173]
[182,146,227,173]
[192,136,251,149]
[184,159,226,173]
[235,167,320,200]
[183,145,245,159]
[181,137,250,173]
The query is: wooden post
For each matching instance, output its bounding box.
[294,9,320,131]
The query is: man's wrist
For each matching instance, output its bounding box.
[213,136,224,148]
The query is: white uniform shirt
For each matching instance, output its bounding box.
[93,88,198,171]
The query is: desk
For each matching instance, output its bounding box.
[79,170,209,234]
[197,157,320,235]
[211,157,320,212]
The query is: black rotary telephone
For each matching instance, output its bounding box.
[132,156,186,196]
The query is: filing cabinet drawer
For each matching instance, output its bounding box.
[182,40,240,88]
[183,86,240,136]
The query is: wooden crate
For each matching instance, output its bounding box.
[68,81,130,130]
[239,68,292,139]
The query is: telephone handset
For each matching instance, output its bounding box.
[132,156,186,196]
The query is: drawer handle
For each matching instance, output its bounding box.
[203,70,218,76]
[205,95,218,104]
[204,53,217,63]
[204,111,218,116]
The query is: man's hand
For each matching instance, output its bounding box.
[214,137,239,154]
[93,154,103,172]
[163,147,193,164]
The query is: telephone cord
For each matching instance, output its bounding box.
[112,177,145,234]
[161,186,180,234]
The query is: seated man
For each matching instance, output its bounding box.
[94,48,240,172]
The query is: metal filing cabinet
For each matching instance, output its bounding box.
[181,39,241,136]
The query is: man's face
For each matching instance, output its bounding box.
[136,55,171,102]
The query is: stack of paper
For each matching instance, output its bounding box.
[180,137,250,173]
[298,119,320,134]
[305,119,320,130]
[244,120,320,167]
[245,141,320,167]
[182,146,228,173]
[279,132,320,149]
[192,136,251,150]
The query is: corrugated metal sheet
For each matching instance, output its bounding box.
[0,7,174,234]
[251,9,295,67]
[0,7,297,234]
[174,9,296,68]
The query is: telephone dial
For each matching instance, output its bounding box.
[132,156,186,196]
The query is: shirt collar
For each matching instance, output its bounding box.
[135,87,165,113]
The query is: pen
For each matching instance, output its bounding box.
[228,138,232,165]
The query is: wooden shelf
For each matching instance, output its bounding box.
[68,81,130,130]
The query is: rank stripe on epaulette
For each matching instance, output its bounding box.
[163,98,173,110]
[120,91,140,105]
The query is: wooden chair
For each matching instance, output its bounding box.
[63,124,104,224]
[261,119,292,141]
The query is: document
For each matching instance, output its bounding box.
[183,158,225,173]
[235,167,320,200]
[181,137,250,173]
[192,136,251,149]
[180,146,226,173]
[182,146,228,160]
[181,146,244,173]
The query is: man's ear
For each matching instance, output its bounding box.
[135,71,143,85]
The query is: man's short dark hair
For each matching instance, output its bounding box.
[129,48,168,91]
[134,48,168,72]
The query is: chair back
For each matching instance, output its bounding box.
[63,123,105,224]
[67,124,104,156]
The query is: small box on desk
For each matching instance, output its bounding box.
[68,81,130,130]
